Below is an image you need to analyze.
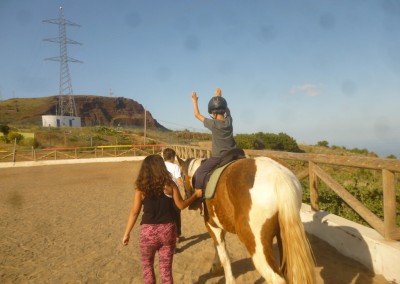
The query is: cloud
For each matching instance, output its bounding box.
[290,84,321,97]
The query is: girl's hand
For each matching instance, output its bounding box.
[195,189,203,198]
[215,87,222,97]
[122,234,130,246]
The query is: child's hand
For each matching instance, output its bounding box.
[215,88,222,97]
[191,91,198,102]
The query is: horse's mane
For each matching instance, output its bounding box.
[184,158,194,171]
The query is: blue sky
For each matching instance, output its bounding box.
[0,0,399,157]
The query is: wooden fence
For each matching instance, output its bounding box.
[0,144,167,162]
[1,144,399,241]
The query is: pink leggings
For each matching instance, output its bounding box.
[139,223,176,284]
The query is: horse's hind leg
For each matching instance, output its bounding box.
[206,224,235,284]
[210,245,223,274]
[240,217,286,284]
[256,219,286,284]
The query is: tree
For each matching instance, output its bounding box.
[317,140,329,147]
[0,124,10,136]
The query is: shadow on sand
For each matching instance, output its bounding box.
[175,232,210,254]
[305,211,379,284]
[194,210,381,284]
[196,257,263,284]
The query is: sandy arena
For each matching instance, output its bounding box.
[0,160,390,283]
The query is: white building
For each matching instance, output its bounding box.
[42,115,81,127]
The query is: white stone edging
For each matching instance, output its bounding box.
[301,204,400,283]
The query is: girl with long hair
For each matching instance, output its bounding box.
[122,154,201,284]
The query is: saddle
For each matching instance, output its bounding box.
[204,148,246,199]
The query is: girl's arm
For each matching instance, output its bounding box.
[122,190,143,246]
[169,183,202,210]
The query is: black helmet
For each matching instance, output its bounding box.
[208,96,227,114]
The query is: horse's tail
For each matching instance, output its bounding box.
[276,170,316,284]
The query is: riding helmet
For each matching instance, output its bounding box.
[208,96,227,114]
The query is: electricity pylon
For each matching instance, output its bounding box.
[43,6,82,117]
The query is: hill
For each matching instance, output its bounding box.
[0,95,167,130]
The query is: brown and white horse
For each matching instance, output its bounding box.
[178,156,315,284]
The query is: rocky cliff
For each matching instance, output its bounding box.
[0,95,167,129]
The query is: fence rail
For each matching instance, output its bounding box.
[0,144,167,163]
[1,144,399,240]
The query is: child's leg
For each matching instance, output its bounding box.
[139,225,159,284]
[193,157,220,189]
[157,223,176,284]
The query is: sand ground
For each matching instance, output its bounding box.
[0,161,390,283]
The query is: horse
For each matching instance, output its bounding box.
[178,155,315,284]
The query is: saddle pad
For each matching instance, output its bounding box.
[205,161,235,199]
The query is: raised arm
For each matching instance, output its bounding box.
[215,87,231,117]
[191,91,206,122]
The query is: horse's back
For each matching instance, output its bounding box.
[221,156,300,207]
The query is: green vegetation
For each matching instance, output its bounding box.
[235,132,303,152]
[0,97,56,125]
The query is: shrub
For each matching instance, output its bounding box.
[93,126,117,135]
[235,132,302,152]
[317,140,329,147]
[7,132,24,144]
[235,134,256,149]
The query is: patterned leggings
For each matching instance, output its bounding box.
[139,223,176,284]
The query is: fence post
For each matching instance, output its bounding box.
[12,138,17,163]
[382,169,397,240]
[309,161,319,211]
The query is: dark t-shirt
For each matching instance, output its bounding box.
[204,114,236,158]
[140,193,175,225]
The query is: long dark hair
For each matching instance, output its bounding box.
[135,155,174,198]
